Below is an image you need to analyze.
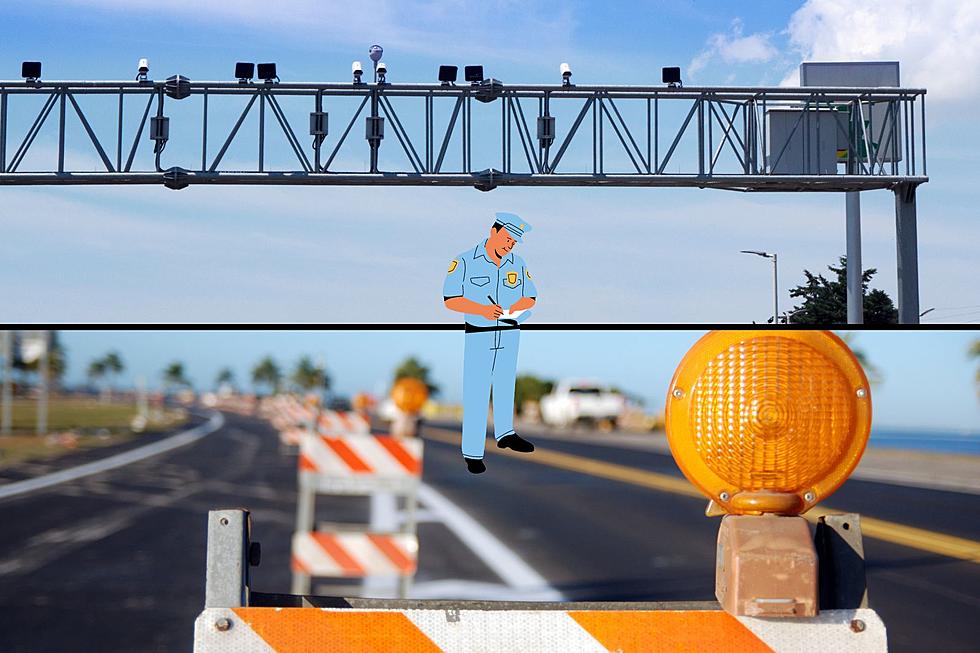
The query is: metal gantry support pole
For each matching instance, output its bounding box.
[845,136,864,324]
[895,182,921,324]
[846,191,864,324]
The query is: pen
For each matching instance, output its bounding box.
[488,295,507,320]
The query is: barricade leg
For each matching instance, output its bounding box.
[291,482,315,594]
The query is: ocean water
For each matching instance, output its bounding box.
[869,428,980,455]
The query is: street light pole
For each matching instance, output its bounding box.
[741,250,779,324]
[772,253,778,325]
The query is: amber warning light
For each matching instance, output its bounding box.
[665,330,872,516]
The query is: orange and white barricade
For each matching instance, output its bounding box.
[317,409,370,435]
[275,407,370,446]
[290,531,418,579]
[200,509,887,653]
[195,606,887,653]
[292,432,424,597]
[261,395,312,434]
[277,427,308,447]
[298,432,422,494]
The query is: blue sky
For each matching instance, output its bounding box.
[55,330,980,432]
[1,1,978,323]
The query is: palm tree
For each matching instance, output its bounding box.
[87,359,107,398]
[163,361,190,396]
[216,367,235,391]
[291,356,330,393]
[251,356,282,396]
[102,351,124,401]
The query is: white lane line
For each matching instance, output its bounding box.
[0,411,225,501]
[417,483,564,601]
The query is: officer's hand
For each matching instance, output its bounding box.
[482,303,504,319]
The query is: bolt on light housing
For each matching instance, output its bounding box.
[464,65,484,83]
[136,58,149,82]
[235,62,255,84]
[665,330,871,516]
[560,62,572,86]
[21,61,41,83]
[438,65,457,86]
[257,62,279,84]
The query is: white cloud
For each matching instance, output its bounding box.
[784,0,980,101]
[48,0,579,65]
[688,18,778,78]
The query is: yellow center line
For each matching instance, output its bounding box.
[424,427,980,564]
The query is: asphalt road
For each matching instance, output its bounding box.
[0,411,977,652]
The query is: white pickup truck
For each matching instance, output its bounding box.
[539,379,626,429]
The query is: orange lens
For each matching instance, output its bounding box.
[665,331,871,515]
[392,377,429,413]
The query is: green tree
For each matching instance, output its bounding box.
[787,256,898,325]
[102,351,124,400]
[162,361,191,398]
[216,367,235,390]
[837,333,883,386]
[514,374,555,415]
[393,357,439,397]
[14,331,68,389]
[291,356,331,392]
[87,359,107,395]
[251,356,282,396]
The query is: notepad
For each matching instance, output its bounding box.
[500,309,526,320]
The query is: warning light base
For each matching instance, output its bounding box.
[716,514,818,618]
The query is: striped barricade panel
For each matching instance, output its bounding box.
[317,410,370,435]
[194,607,887,653]
[298,433,422,478]
[297,433,423,494]
[278,427,308,447]
[291,531,418,579]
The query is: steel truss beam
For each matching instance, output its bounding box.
[0,79,927,192]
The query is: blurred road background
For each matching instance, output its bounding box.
[1,329,978,651]
[0,407,977,653]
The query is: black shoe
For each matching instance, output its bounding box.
[465,457,486,474]
[497,433,535,453]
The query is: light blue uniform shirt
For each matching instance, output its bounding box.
[443,240,537,328]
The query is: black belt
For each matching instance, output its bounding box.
[464,321,519,334]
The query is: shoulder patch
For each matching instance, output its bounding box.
[447,260,458,274]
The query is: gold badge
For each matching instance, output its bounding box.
[525,269,532,279]
[447,260,458,274]
[506,271,518,285]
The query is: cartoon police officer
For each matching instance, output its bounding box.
[443,212,537,474]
